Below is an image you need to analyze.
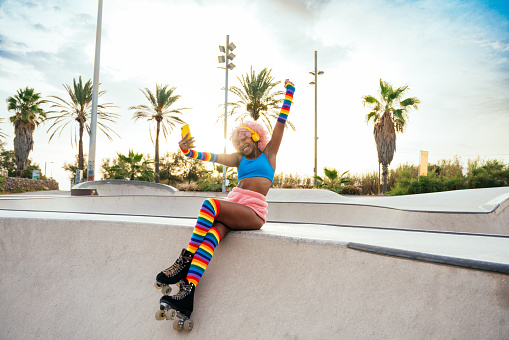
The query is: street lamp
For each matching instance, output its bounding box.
[87,0,103,182]
[218,35,236,193]
[309,50,324,186]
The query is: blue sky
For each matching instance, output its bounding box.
[0,0,508,189]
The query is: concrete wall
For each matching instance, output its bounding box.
[1,216,508,339]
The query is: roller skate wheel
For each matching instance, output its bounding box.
[167,309,177,320]
[183,319,193,331]
[161,285,172,295]
[155,310,166,321]
[173,319,183,331]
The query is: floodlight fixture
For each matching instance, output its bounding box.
[309,81,315,85]
[218,35,237,192]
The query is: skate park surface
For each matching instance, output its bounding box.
[1,183,508,339]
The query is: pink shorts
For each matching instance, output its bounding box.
[225,187,268,222]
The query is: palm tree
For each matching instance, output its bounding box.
[314,167,351,191]
[222,67,296,132]
[129,84,188,183]
[363,79,420,194]
[7,87,47,177]
[104,149,154,181]
[46,76,119,171]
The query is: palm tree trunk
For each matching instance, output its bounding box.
[374,112,396,194]
[13,124,34,177]
[382,163,389,194]
[155,120,160,183]
[78,121,84,171]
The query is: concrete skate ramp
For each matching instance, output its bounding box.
[1,205,509,338]
[1,187,508,235]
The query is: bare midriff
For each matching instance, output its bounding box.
[237,177,272,196]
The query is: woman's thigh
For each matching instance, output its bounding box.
[216,200,264,230]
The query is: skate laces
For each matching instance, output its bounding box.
[162,250,191,276]
[162,259,182,276]
[173,283,194,300]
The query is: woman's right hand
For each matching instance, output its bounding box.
[179,133,195,150]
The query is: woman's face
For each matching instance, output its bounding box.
[233,135,256,155]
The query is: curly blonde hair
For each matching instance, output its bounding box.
[230,119,270,152]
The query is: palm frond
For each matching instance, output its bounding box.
[400,97,420,110]
[389,85,408,102]
[366,111,378,123]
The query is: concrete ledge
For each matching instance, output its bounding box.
[1,215,508,339]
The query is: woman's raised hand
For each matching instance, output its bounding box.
[284,79,294,88]
[179,133,195,150]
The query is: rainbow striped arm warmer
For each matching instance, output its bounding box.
[180,148,219,162]
[277,83,295,125]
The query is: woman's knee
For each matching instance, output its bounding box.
[213,221,231,238]
[254,219,264,230]
[201,198,221,215]
[243,217,264,230]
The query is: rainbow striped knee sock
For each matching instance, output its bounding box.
[186,226,222,286]
[187,198,220,254]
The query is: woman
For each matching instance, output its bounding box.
[156,79,295,324]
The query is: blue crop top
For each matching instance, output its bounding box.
[238,153,275,182]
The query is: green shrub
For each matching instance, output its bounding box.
[388,158,509,195]
[350,172,379,195]
[339,185,362,195]
[273,173,315,189]
[443,174,467,191]
[467,159,509,188]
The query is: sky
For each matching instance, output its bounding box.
[0,0,508,190]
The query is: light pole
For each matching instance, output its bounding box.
[309,50,324,186]
[218,35,236,193]
[87,0,103,182]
